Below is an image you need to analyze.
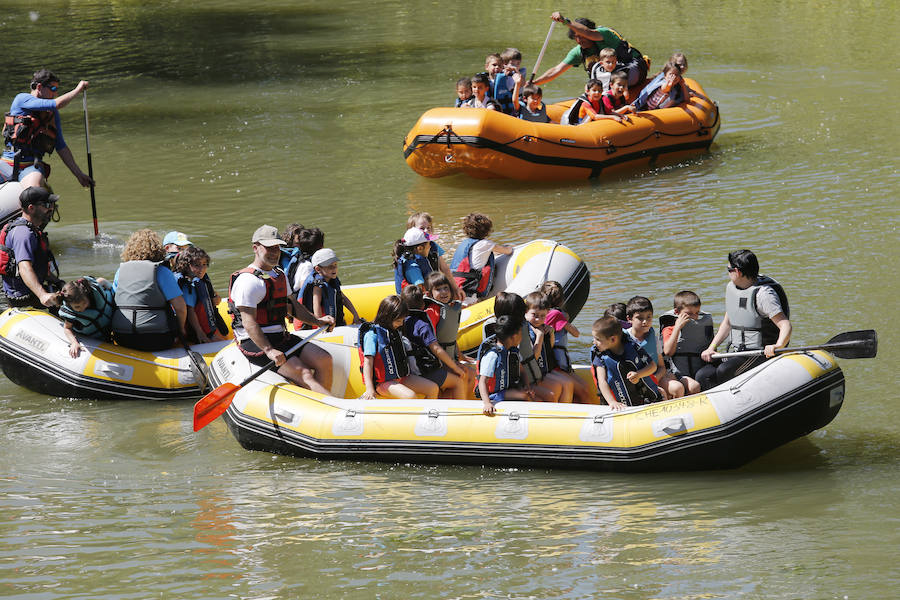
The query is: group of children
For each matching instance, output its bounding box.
[454,50,703,126]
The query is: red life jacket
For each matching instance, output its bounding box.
[0,217,56,278]
[3,111,57,155]
[227,266,289,329]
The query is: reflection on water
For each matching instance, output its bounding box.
[0,0,897,597]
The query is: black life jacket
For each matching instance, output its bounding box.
[403,308,443,374]
[357,321,410,384]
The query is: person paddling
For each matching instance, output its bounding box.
[1,69,94,190]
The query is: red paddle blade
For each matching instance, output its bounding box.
[193,383,239,431]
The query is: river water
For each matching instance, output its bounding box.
[1,1,897,598]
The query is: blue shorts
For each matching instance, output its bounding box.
[489,390,506,404]
[0,160,47,183]
[421,368,448,387]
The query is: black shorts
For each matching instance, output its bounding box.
[239,331,305,367]
[421,368,448,387]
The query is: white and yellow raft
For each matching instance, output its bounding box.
[208,327,846,471]
[0,239,588,400]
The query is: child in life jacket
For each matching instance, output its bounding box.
[449,212,512,301]
[563,79,630,125]
[511,79,551,123]
[631,61,687,112]
[602,72,637,118]
[393,227,433,293]
[492,291,556,403]
[300,248,360,327]
[401,285,467,399]
[58,276,114,357]
[281,224,324,297]
[173,246,228,344]
[491,47,526,114]
[588,47,619,92]
[407,211,464,300]
[524,291,574,403]
[454,77,473,107]
[359,295,438,400]
[659,290,715,394]
[540,281,597,404]
[484,53,503,89]
[463,72,492,109]
[624,296,679,399]
[477,314,533,416]
[591,316,662,410]
[424,271,475,390]
[604,302,631,331]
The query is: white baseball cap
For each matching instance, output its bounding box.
[402,227,429,247]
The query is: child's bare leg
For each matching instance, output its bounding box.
[440,372,466,399]
[537,378,562,402]
[682,376,701,395]
[403,374,439,399]
[531,384,555,402]
[377,380,416,399]
[546,371,573,403]
[565,371,594,403]
[661,373,685,399]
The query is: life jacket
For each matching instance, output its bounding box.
[358,321,410,384]
[111,261,173,337]
[601,90,627,113]
[725,276,790,351]
[299,271,346,327]
[474,340,521,399]
[2,110,57,155]
[515,322,543,385]
[590,342,660,406]
[527,324,558,376]
[490,69,526,114]
[57,276,115,340]
[403,309,443,374]
[175,272,227,339]
[518,103,550,123]
[394,252,432,294]
[0,217,57,279]
[455,95,474,108]
[424,296,462,360]
[450,238,495,298]
[632,72,685,111]
[425,242,440,272]
[561,93,589,125]
[227,266,289,330]
[279,247,310,294]
[659,310,714,377]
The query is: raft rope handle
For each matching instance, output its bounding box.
[27,310,198,372]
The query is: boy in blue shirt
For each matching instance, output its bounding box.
[591,316,661,410]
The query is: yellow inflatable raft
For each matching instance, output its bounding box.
[207,330,845,472]
[0,308,226,400]
[402,77,719,180]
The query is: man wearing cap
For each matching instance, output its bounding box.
[1,69,94,190]
[0,187,63,309]
[228,225,335,393]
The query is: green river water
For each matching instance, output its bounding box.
[1,1,898,598]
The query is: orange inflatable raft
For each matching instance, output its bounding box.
[402,77,720,181]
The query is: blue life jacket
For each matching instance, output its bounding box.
[450,238,495,298]
[358,322,410,384]
[299,272,346,327]
[279,247,311,294]
[590,340,660,406]
[491,69,526,114]
[527,324,558,375]
[58,276,115,340]
[474,340,521,399]
[394,252,432,294]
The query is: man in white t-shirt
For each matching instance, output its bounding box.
[229,225,335,393]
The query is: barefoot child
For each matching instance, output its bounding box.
[359,295,438,400]
[541,280,596,404]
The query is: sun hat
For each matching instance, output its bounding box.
[162,231,193,247]
[251,225,286,247]
[311,248,339,267]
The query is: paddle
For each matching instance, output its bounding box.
[711,330,877,361]
[192,327,327,431]
[530,21,556,83]
[180,337,210,394]
[82,91,98,237]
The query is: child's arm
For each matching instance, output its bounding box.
[63,321,81,358]
[662,312,690,356]
[361,355,377,399]
[428,341,465,378]
[594,365,626,410]
[490,242,514,256]
[531,326,544,358]
[511,71,523,113]
[312,286,325,319]
[564,322,579,337]
[625,361,657,383]
[342,294,360,324]
[478,375,495,415]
